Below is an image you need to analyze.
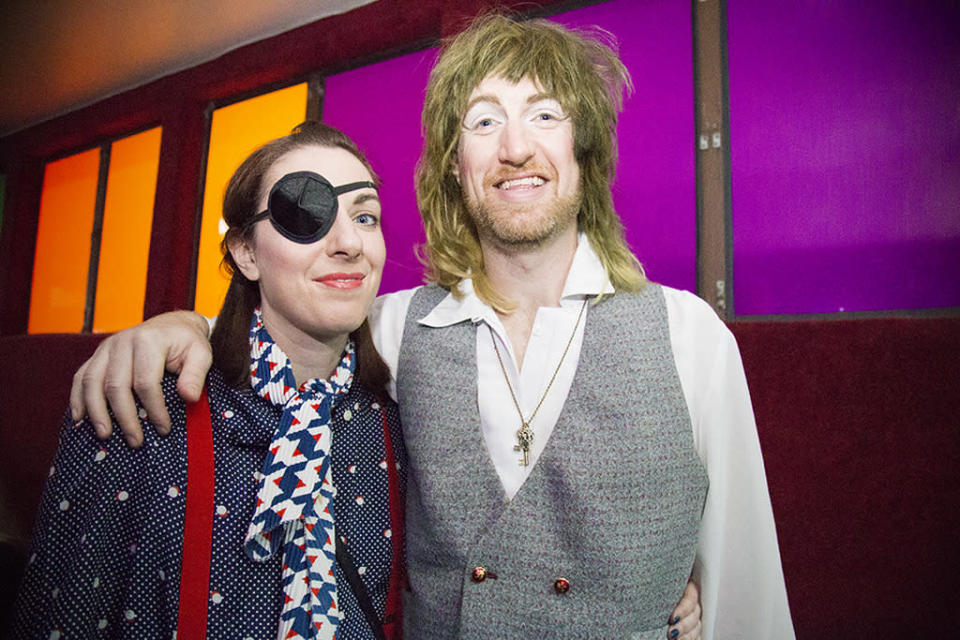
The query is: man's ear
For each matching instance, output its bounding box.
[450,153,461,185]
[227,232,260,282]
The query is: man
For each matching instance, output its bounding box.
[72,14,793,639]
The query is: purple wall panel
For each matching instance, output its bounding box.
[555,0,696,292]
[323,49,437,295]
[729,1,960,314]
[324,0,696,295]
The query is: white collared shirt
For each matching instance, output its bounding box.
[367,234,795,639]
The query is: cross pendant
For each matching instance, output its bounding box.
[514,422,534,466]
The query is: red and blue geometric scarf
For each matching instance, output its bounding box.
[243,307,354,639]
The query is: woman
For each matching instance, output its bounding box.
[11,122,404,639]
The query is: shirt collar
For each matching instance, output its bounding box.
[418,232,613,328]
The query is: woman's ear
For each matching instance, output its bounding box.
[227,232,260,282]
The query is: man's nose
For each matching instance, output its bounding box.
[498,119,535,166]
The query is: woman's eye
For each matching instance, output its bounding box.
[354,213,379,226]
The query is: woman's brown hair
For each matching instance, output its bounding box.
[209,121,390,399]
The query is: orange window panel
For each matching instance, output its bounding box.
[93,126,162,332]
[29,148,100,333]
[194,83,308,316]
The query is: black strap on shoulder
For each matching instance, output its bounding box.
[335,536,387,640]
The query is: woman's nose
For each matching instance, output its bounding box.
[323,211,362,258]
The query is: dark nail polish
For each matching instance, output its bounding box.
[671,629,679,639]
[671,616,680,625]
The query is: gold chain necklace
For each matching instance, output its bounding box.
[488,297,589,466]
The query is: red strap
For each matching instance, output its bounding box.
[177,388,215,639]
[380,405,404,640]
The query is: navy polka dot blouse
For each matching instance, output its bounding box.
[10,366,405,639]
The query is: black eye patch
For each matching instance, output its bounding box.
[250,171,375,244]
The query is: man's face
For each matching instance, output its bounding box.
[454,75,581,247]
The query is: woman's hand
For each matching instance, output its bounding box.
[667,579,702,640]
[69,310,213,446]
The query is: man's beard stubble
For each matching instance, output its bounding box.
[465,188,582,249]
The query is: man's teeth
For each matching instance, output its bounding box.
[498,176,545,190]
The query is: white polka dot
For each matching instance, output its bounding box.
[116,490,129,502]
[343,409,353,421]
[80,534,87,544]
[49,631,61,640]
[348,464,357,474]
[92,576,100,588]
[355,496,364,505]
[383,529,392,538]
[48,465,56,477]
[378,460,388,470]
[58,500,70,511]
[95,448,107,462]
[124,609,136,621]
[222,410,234,419]
[210,591,223,604]
[358,566,367,575]
[138,407,147,419]
[216,505,228,517]
[167,485,180,498]
[396,461,402,470]
[29,553,36,564]
[97,619,108,629]
[371,402,381,410]
[159,569,166,581]
[51,587,59,599]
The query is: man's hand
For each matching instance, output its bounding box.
[667,579,702,640]
[69,311,213,447]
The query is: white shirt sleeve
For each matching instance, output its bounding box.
[665,287,795,640]
[367,287,420,403]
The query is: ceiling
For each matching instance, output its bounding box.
[0,0,376,137]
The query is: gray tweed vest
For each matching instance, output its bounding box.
[396,283,708,639]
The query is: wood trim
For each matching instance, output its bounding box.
[82,144,111,332]
[732,306,960,323]
[307,74,325,122]
[692,0,732,319]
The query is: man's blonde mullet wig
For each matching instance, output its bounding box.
[415,13,646,312]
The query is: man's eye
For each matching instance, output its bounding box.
[354,213,379,226]
[464,115,499,131]
[533,111,564,125]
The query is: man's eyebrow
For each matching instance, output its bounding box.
[527,92,561,105]
[463,94,502,112]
